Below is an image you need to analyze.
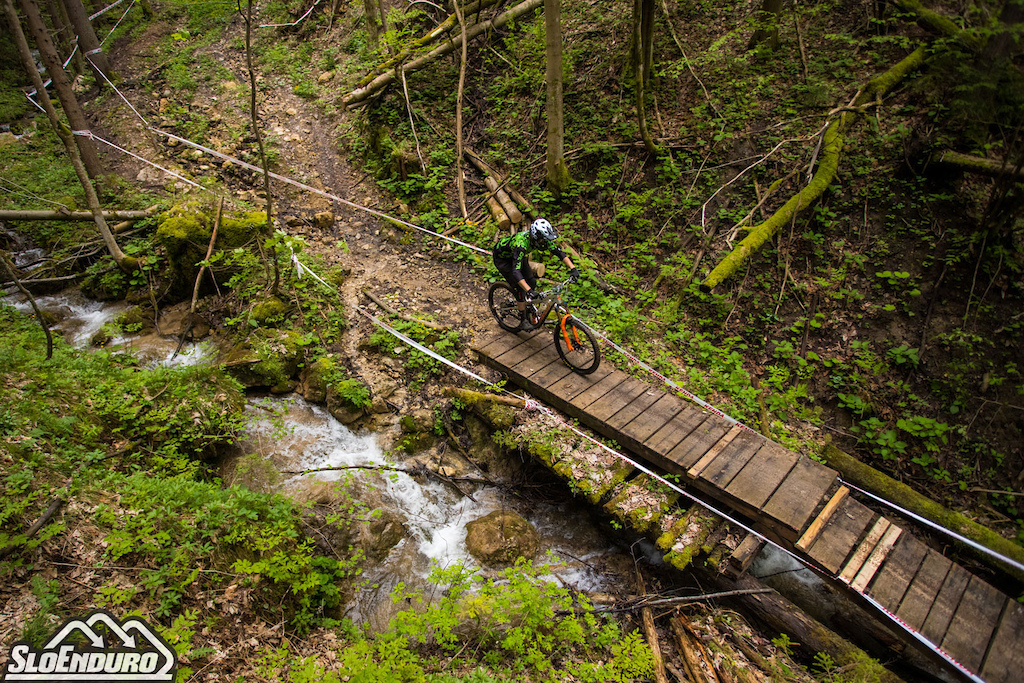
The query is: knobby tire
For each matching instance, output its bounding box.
[554,316,600,374]
[488,281,523,333]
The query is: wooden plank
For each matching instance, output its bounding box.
[796,486,849,552]
[940,575,1006,673]
[725,534,765,578]
[569,370,630,412]
[851,524,901,592]
[725,441,799,512]
[474,331,527,358]
[547,362,614,402]
[607,388,664,432]
[643,404,708,457]
[805,496,874,574]
[505,342,561,378]
[761,456,839,539]
[687,424,745,478]
[921,562,971,645]
[492,334,552,369]
[620,393,686,445]
[896,549,952,630]
[698,429,766,489]
[587,378,649,422]
[839,517,891,584]
[523,355,574,391]
[981,600,1024,683]
[864,533,928,613]
[665,417,732,470]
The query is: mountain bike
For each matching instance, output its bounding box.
[487,280,601,375]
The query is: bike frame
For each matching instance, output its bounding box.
[531,280,583,351]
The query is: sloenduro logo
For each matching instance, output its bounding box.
[1,609,176,682]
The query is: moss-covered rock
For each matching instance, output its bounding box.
[222,328,304,391]
[115,305,156,336]
[251,296,291,327]
[299,355,335,403]
[155,207,269,297]
[464,511,540,566]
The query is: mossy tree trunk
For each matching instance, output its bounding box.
[544,0,571,196]
[747,0,784,50]
[633,0,659,154]
[700,45,928,292]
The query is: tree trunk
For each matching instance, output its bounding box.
[4,0,132,271]
[633,0,658,154]
[244,0,278,294]
[363,0,380,46]
[343,0,542,106]
[453,0,469,218]
[982,0,1024,63]
[43,0,72,68]
[0,209,156,221]
[544,0,571,195]
[61,0,111,81]
[19,0,104,179]
[747,0,783,50]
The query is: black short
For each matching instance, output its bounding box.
[494,258,535,301]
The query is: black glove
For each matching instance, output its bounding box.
[525,290,540,301]
[569,268,580,283]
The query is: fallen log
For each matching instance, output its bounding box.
[713,572,906,683]
[0,208,158,221]
[355,0,501,88]
[931,150,1024,180]
[700,45,928,292]
[637,571,669,683]
[669,615,713,683]
[343,0,544,107]
[443,386,526,410]
[485,176,523,225]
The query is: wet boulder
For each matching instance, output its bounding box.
[222,328,304,392]
[464,511,540,566]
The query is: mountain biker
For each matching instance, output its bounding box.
[493,218,580,331]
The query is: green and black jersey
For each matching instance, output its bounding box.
[492,231,566,283]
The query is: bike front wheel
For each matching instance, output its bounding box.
[554,316,601,375]
[488,282,523,333]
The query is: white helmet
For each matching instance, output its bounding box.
[529,218,558,248]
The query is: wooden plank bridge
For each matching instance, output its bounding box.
[473,329,1023,683]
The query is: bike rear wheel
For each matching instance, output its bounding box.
[488,282,523,333]
[554,316,601,374]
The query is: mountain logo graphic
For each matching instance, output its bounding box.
[1,609,177,682]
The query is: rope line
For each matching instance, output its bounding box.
[86,54,148,125]
[89,133,208,193]
[99,0,138,46]
[150,129,491,255]
[89,0,126,20]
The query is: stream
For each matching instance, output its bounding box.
[4,288,628,631]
